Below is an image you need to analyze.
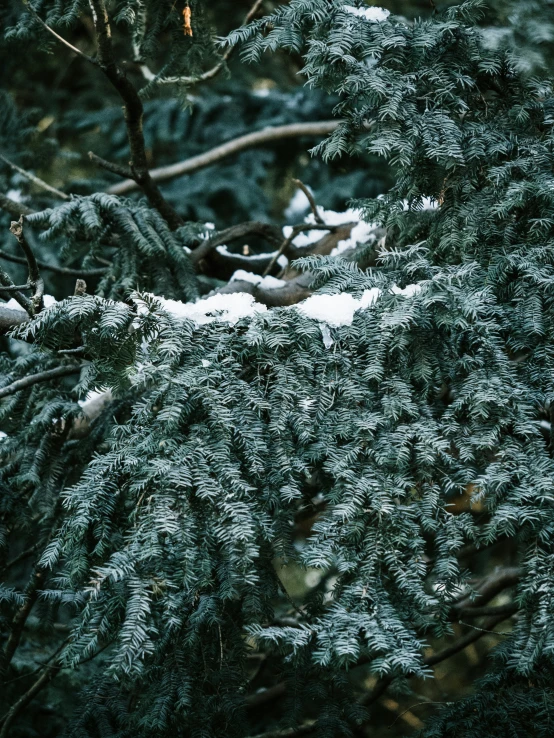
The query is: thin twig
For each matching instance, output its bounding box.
[88,151,133,179]
[3,545,40,572]
[107,121,340,195]
[291,179,324,224]
[388,701,452,729]
[0,270,32,315]
[0,153,69,201]
[9,217,44,314]
[0,569,43,677]
[424,614,509,667]
[190,221,283,268]
[0,249,108,277]
[27,5,97,65]
[0,365,83,400]
[248,720,316,738]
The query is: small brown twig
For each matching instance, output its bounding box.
[291,179,324,224]
[9,217,44,315]
[262,223,337,277]
[0,194,35,218]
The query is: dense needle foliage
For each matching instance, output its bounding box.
[1,0,554,736]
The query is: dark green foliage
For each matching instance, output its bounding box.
[3,1,554,737]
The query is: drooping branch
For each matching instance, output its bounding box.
[107,121,340,195]
[27,5,97,65]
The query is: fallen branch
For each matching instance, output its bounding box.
[107,121,340,195]
[0,306,28,333]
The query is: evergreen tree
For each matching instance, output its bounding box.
[1,1,554,736]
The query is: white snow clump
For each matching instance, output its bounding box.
[344,5,390,22]
[230,270,286,290]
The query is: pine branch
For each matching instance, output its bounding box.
[107,121,340,195]
[0,364,83,400]
[88,0,183,230]
[190,221,283,268]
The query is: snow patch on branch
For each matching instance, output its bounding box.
[151,292,268,326]
[230,270,286,290]
[344,5,390,22]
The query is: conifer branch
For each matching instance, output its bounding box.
[106,121,340,195]
[0,153,69,201]
[88,0,184,230]
[0,569,43,676]
[0,364,83,400]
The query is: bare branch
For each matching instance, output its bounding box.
[0,365,83,400]
[424,614,509,667]
[0,249,108,278]
[0,194,34,219]
[0,153,69,201]
[248,720,316,738]
[88,151,133,179]
[0,306,28,333]
[291,179,324,224]
[0,271,32,315]
[0,569,43,677]
[9,217,44,314]
[88,0,183,230]
[190,221,283,269]
[107,121,340,195]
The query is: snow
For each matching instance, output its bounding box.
[344,5,390,22]
[277,255,289,269]
[216,245,272,261]
[0,431,7,439]
[6,189,22,203]
[283,207,379,255]
[230,270,286,290]
[148,292,268,326]
[295,285,419,331]
[3,294,57,311]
